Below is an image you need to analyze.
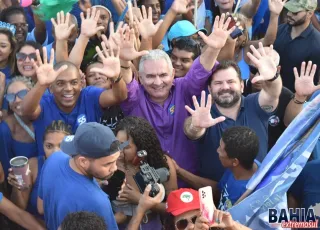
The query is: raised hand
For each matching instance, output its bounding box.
[51,11,75,41]
[32,47,67,87]
[112,27,149,61]
[185,91,226,129]
[171,0,194,14]
[247,43,277,83]
[269,0,287,15]
[80,7,104,38]
[198,14,235,50]
[135,6,163,39]
[294,61,320,97]
[90,40,121,80]
[194,210,235,230]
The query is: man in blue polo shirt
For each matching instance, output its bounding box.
[184,44,282,182]
[20,45,127,156]
[38,122,126,230]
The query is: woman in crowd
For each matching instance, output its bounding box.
[0,76,37,179]
[114,116,178,229]
[14,41,43,83]
[0,27,17,81]
[85,60,124,130]
[8,120,72,220]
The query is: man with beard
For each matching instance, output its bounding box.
[183,43,282,183]
[37,122,127,230]
[274,0,320,92]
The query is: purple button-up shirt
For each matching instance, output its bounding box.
[121,57,219,187]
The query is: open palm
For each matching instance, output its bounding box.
[33,47,67,86]
[294,61,320,97]
[269,0,287,15]
[185,91,225,128]
[136,6,163,39]
[171,0,194,14]
[80,7,104,38]
[199,14,235,49]
[51,11,75,41]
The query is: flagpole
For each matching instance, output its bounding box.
[194,0,198,28]
[234,0,241,14]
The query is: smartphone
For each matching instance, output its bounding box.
[101,170,126,201]
[230,27,243,39]
[199,186,215,224]
[227,16,237,30]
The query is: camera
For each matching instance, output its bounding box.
[133,151,170,197]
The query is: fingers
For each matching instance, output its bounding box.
[51,17,58,28]
[198,31,208,44]
[57,11,61,25]
[185,105,195,115]
[35,49,42,66]
[219,13,226,29]
[293,67,299,79]
[80,12,85,22]
[249,44,262,60]
[200,90,206,107]
[55,65,68,76]
[213,15,220,30]
[143,184,152,196]
[258,42,266,56]
[305,61,312,77]
[61,10,65,24]
[155,19,164,31]
[192,95,200,110]
[211,116,226,126]
[147,6,152,20]
[109,21,115,34]
[141,5,147,19]
[310,63,317,78]
[300,61,306,77]
[251,75,264,84]
[246,52,259,67]
[49,48,55,65]
[65,12,70,25]
[94,9,101,22]
[206,94,212,109]
[42,47,48,64]
[68,24,76,34]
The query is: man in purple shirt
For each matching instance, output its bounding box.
[120,14,235,187]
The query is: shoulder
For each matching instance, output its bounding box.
[29,157,39,180]
[1,117,13,131]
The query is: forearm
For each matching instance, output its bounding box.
[10,188,30,210]
[311,14,320,32]
[68,35,89,68]
[112,0,126,16]
[55,40,68,62]
[283,94,306,126]
[260,77,282,110]
[262,12,279,46]
[134,38,152,70]
[120,60,133,84]
[217,39,236,62]
[150,202,166,213]
[33,12,47,45]
[126,207,146,230]
[200,47,220,71]
[152,9,177,49]
[110,79,128,102]
[183,117,206,140]
[240,0,261,19]
[177,167,217,190]
[21,82,46,117]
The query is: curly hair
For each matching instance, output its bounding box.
[44,120,72,141]
[115,116,169,170]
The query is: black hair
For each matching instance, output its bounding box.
[222,126,259,170]
[115,116,169,170]
[211,1,236,18]
[60,211,107,230]
[171,37,201,60]
[137,0,165,13]
[163,213,175,230]
[207,60,242,86]
[0,6,26,23]
[14,41,43,76]
[44,120,72,141]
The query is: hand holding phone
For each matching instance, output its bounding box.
[199,186,216,224]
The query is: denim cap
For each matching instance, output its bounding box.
[168,20,207,42]
[284,0,317,12]
[61,122,128,158]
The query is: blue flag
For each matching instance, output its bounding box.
[229,94,320,229]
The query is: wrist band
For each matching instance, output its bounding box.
[111,75,123,84]
[121,66,130,70]
[293,97,306,104]
[268,72,280,82]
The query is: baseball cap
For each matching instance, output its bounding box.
[61,122,128,158]
[166,189,200,216]
[168,20,207,42]
[284,0,317,13]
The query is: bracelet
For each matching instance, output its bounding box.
[268,72,280,82]
[292,97,306,104]
[111,75,123,84]
[121,66,130,70]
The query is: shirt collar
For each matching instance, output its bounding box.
[287,23,314,38]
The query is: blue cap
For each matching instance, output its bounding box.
[61,122,128,158]
[168,20,207,42]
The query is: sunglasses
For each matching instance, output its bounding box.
[5,89,29,102]
[16,52,37,62]
[175,215,197,230]
[249,65,259,75]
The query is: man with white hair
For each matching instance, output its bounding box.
[120,15,234,187]
[244,48,320,150]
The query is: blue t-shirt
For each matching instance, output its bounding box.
[38,151,118,230]
[197,93,270,182]
[218,160,260,211]
[33,86,104,156]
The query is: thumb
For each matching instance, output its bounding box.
[314,84,320,91]
[251,75,264,84]
[155,20,163,30]
[143,184,152,196]
[96,26,105,33]
[56,65,68,75]
[68,24,76,33]
[198,31,208,43]
[211,116,226,126]
[137,50,149,57]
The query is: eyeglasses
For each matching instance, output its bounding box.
[12,23,28,29]
[175,215,197,230]
[5,89,29,102]
[249,65,259,75]
[16,52,37,62]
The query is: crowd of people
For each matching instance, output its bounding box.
[0,0,319,229]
